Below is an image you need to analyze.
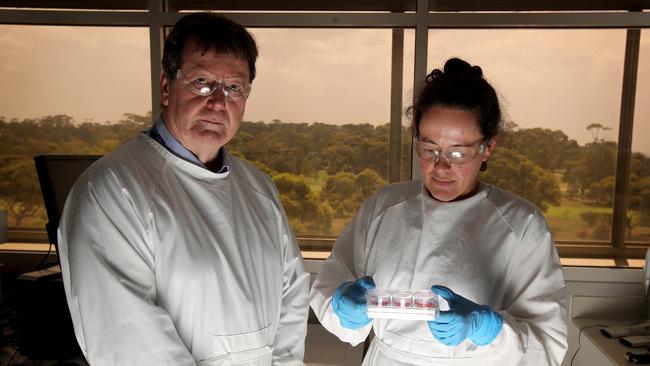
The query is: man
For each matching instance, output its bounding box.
[58,13,309,365]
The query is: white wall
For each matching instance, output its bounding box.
[563,266,645,366]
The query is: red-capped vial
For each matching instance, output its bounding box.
[391,291,413,308]
[414,291,436,308]
[368,290,391,307]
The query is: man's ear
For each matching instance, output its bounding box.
[160,71,170,107]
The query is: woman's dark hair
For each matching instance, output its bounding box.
[162,12,258,83]
[408,57,501,141]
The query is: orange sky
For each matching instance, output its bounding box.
[0,25,648,154]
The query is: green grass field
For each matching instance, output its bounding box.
[541,170,650,241]
[545,197,612,240]
[327,193,650,242]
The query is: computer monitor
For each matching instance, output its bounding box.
[34,154,101,265]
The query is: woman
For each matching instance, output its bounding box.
[309,58,567,365]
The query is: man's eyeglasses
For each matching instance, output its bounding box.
[415,138,488,166]
[175,70,251,102]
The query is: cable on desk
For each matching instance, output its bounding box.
[5,348,17,366]
[570,323,608,366]
[35,242,55,271]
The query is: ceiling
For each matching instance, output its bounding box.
[1,0,649,12]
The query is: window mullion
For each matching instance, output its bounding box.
[148,0,165,119]
[612,27,641,249]
[389,27,404,184]
[411,0,429,180]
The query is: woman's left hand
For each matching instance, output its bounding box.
[428,285,503,346]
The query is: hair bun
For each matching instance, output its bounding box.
[444,57,483,77]
[425,69,443,84]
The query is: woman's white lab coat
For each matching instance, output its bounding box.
[58,134,309,365]
[310,181,567,365]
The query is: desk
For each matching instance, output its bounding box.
[573,318,648,366]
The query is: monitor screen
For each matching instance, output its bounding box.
[34,155,101,250]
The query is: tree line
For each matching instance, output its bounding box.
[1,114,649,239]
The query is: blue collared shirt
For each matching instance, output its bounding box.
[148,116,230,174]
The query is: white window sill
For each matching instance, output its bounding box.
[1,242,645,269]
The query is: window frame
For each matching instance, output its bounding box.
[1,0,649,263]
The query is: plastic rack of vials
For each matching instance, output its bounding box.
[366,288,439,320]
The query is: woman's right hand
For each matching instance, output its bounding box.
[331,276,376,329]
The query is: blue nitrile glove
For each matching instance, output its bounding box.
[331,276,376,329]
[428,285,503,346]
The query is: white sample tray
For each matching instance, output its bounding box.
[366,288,439,321]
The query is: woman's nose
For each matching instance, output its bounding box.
[433,156,452,169]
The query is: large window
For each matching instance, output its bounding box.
[426,29,630,244]
[0,3,649,264]
[228,28,411,238]
[0,25,151,231]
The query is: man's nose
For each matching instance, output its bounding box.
[206,88,227,109]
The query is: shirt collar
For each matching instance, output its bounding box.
[149,115,230,174]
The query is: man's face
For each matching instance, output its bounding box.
[161,42,250,160]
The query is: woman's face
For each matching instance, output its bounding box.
[417,106,495,202]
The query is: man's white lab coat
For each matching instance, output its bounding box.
[59,133,309,365]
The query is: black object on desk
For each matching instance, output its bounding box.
[621,336,650,348]
[626,352,650,364]
[16,266,82,360]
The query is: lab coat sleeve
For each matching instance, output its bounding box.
[309,201,374,347]
[58,168,197,366]
[271,213,310,365]
[493,211,568,365]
